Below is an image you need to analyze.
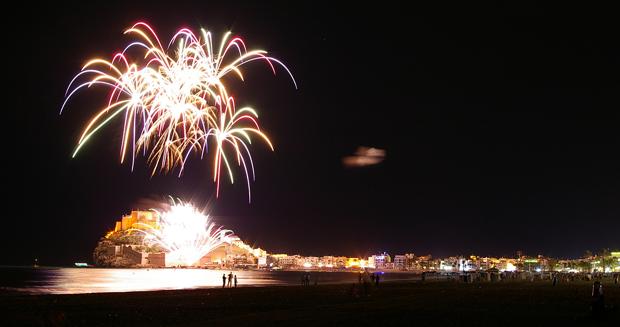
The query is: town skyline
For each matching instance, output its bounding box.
[92,209,619,273]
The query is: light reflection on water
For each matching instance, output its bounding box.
[0,267,420,294]
[42,269,282,294]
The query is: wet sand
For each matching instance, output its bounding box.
[2,279,619,326]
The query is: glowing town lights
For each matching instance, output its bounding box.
[302,262,312,268]
[440,261,453,271]
[504,262,517,272]
[130,198,232,267]
[61,22,296,200]
[346,257,364,268]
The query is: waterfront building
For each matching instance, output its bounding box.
[372,252,391,269]
[393,255,406,270]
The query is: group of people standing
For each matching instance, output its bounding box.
[222,272,238,288]
[357,270,381,286]
[301,273,315,286]
[351,269,381,297]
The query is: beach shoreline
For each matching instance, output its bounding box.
[2,279,618,326]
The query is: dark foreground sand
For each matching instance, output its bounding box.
[2,280,619,326]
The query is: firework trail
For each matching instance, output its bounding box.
[62,22,295,200]
[130,198,233,267]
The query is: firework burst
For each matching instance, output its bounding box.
[62,22,295,200]
[130,198,233,267]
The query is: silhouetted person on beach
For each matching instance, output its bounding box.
[552,274,558,286]
[375,273,380,286]
[349,283,359,298]
[228,272,233,287]
[591,281,605,316]
[234,275,238,288]
[222,274,226,288]
[358,272,362,284]
[614,274,618,285]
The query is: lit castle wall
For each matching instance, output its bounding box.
[113,210,160,232]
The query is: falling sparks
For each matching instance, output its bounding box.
[62,22,296,200]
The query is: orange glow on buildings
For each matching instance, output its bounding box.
[109,210,160,236]
[346,257,370,269]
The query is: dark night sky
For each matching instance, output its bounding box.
[4,3,619,265]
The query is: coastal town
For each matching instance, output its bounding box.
[94,210,620,274]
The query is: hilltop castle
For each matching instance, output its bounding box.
[95,210,266,268]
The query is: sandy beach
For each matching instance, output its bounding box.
[2,279,619,326]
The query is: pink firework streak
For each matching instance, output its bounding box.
[61,22,296,201]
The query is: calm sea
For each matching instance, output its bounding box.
[0,266,421,294]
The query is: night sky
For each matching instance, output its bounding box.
[5,3,619,266]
